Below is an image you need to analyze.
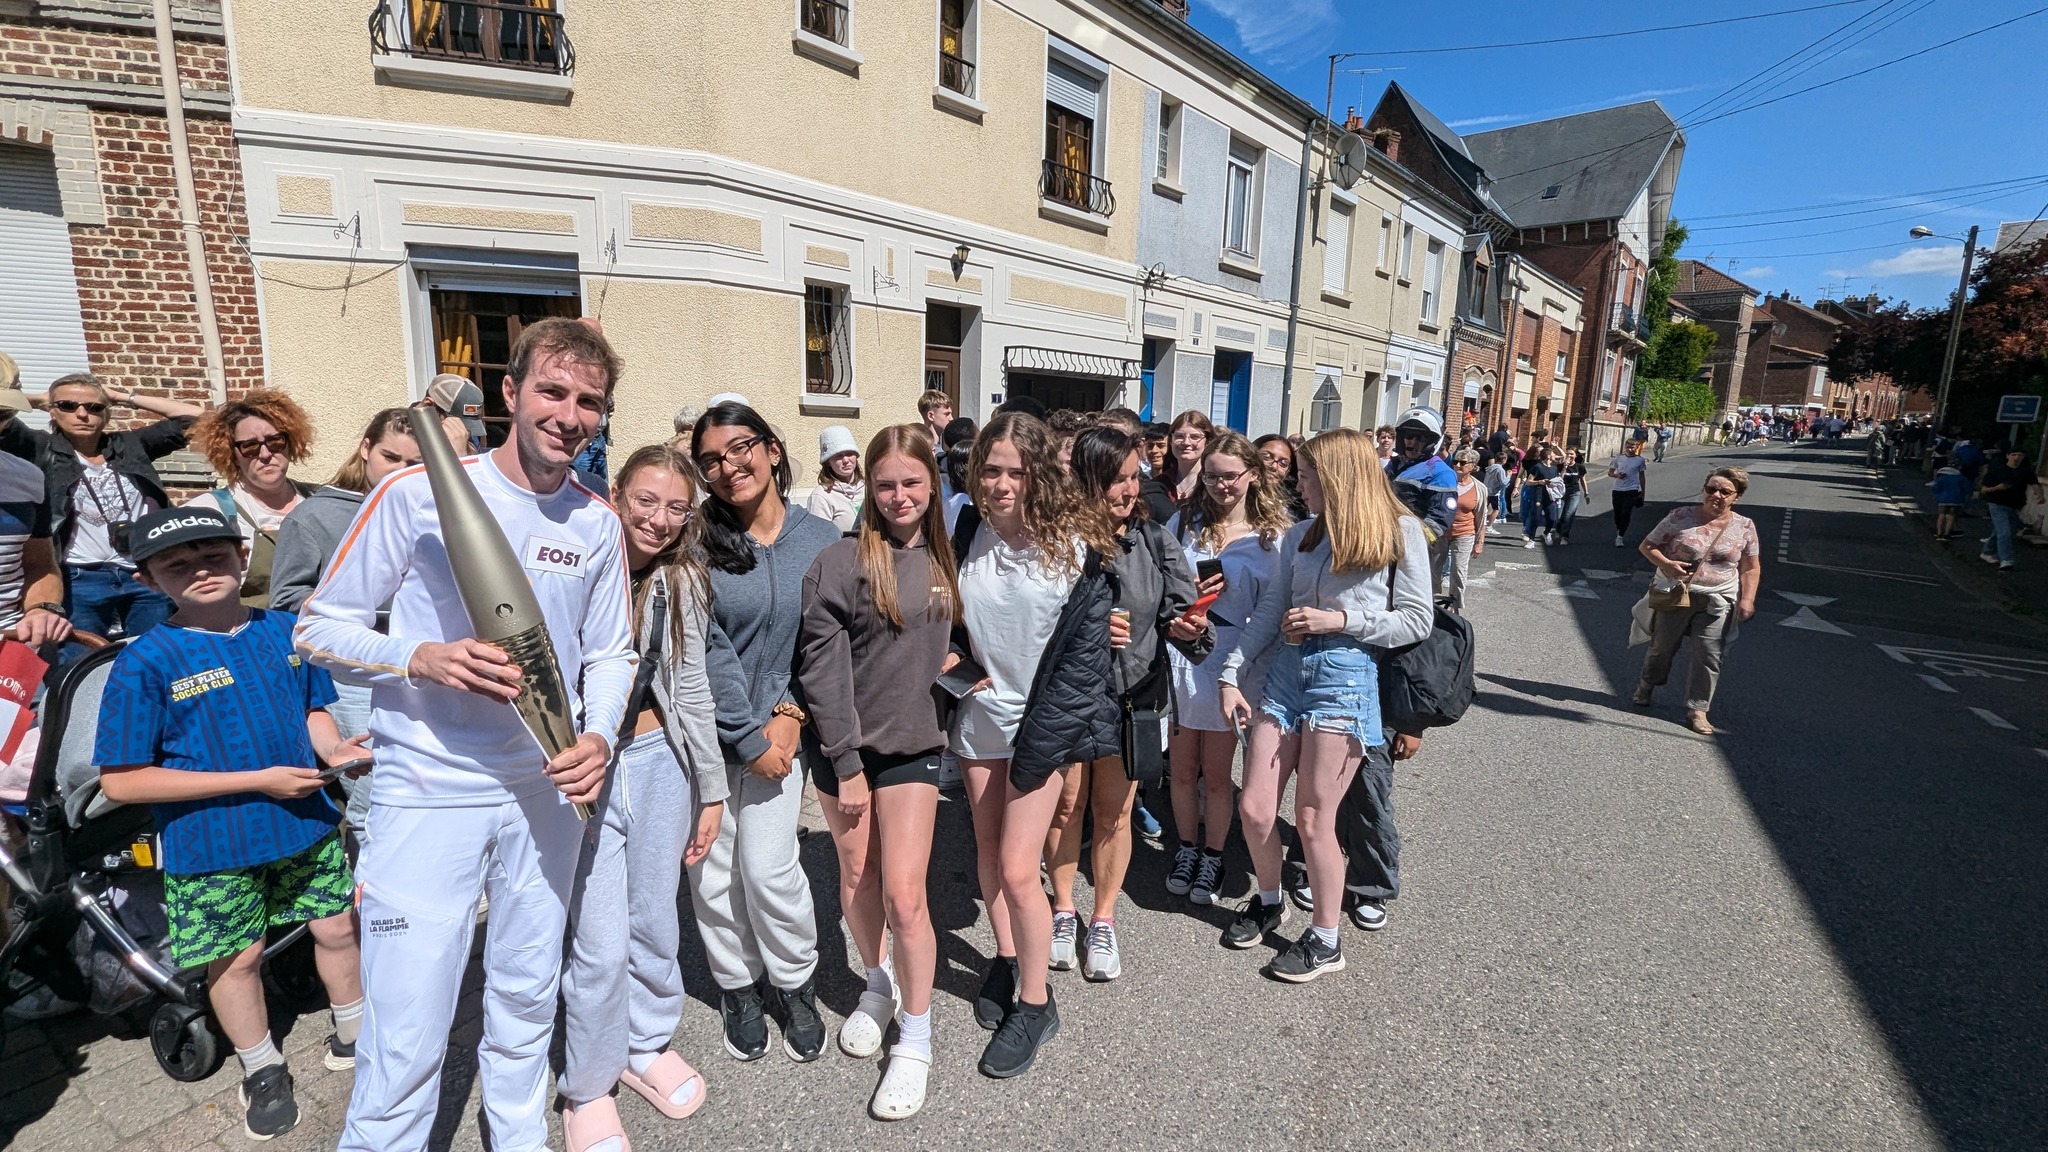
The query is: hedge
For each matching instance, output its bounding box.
[1636,378,1720,424]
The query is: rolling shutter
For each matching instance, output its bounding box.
[1323,202,1352,293]
[0,143,91,393]
[1046,58,1099,120]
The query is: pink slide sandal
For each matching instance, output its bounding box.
[562,1096,630,1152]
[618,1051,707,1120]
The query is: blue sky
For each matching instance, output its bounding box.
[1187,0,2048,310]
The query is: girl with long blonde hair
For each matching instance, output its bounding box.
[1217,428,1434,981]
[797,425,960,1119]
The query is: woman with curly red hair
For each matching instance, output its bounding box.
[185,389,317,606]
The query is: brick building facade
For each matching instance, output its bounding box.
[1,0,257,479]
[1741,293,1844,411]
[1670,260,1757,417]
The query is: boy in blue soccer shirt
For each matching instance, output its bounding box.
[95,507,368,1141]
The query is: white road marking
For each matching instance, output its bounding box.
[1548,582,1600,599]
[1494,561,1540,571]
[1918,674,1956,693]
[2037,749,2048,762]
[1778,591,1837,606]
[1582,569,1630,581]
[1779,606,1851,635]
[1873,645,2048,680]
[1971,707,2017,730]
[1776,509,1938,584]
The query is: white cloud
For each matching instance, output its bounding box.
[1195,0,1338,61]
[1738,265,1776,279]
[1825,245,1966,279]
[1447,85,1715,130]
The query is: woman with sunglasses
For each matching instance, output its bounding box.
[558,443,726,1152]
[1218,429,1432,982]
[1630,467,1761,735]
[1043,425,1212,983]
[0,371,202,640]
[797,426,958,1119]
[186,390,317,606]
[1165,432,1292,924]
[952,411,1119,1078]
[686,402,841,1065]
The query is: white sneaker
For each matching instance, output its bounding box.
[1082,920,1122,982]
[869,1044,931,1121]
[838,985,897,1058]
[1615,534,1626,547]
[1049,911,1080,971]
[1522,538,1538,549]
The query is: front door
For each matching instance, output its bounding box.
[923,349,960,407]
[1211,349,1252,434]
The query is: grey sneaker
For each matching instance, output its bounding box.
[239,1064,299,1140]
[1048,911,1080,971]
[1189,852,1224,905]
[1164,845,1199,896]
[1265,928,1345,984]
[1082,920,1121,982]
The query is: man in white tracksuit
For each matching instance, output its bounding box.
[297,317,636,1152]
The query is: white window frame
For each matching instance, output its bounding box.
[1322,195,1353,296]
[1600,349,1617,405]
[1222,138,1261,261]
[1554,340,1570,379]
[1155,96,1183,189]
[933,0,983,116]
[1620,357,1637,409]
[794,0,864,71]
[1420,237,1444,323]
[1043,38,1111,225]
[1377,213,1394,272]
[1397,222,1415,282]
[802,280,858,409]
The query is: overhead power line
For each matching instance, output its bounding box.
[1345,1,1880,56]
[1682,175,2048,221]
[1687,177,2048,234]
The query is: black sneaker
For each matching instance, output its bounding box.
[978,989,1059,1078]
[973,954,1017,1031]
[1283,859,1313,912]
[767,976,826,1062]
[1349,898,1388,932]
[720,982,769,1061]
[1265,928,1345,984]
[239,1063,298,1140]
[1164,844,1199,896]
[322,1033,355,1072]
[1189,852,1224,905]
[1222,896,1285,949]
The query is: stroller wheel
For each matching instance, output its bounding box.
[150,1001,225,1082]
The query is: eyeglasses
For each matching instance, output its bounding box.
[233,433,291,460]
[695,434,765,476]
[1703,485,1738,497]
[1201,468,1250,486]
[53,400,107,415]
[626,492,694,521]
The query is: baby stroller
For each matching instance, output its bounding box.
[0,634,325,1082]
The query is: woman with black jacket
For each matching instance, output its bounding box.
[1042,426,1212,984]
[798,425,960,1119]
[950,411,1118,1079]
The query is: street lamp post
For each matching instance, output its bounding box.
[1910,223,1979,432]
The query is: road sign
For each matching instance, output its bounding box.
[1995,394,2042,423]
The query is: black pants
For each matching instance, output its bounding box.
[1339,738,1400,901]
[1613,489,1644,536]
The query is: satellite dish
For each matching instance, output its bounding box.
[1332,132,1368,190]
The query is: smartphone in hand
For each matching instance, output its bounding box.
[935,655,989,700]
[316,757,373,783]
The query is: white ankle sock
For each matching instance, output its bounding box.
[1258,888,1281,905]
[897,1008,931,1054]
[331,997,364,1046]
[1309,923,1340,949]
[627,1050,661,1078]
[236,1034,283,1076]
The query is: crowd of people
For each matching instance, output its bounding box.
[0,325,1789,1146]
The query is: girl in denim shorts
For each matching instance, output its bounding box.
[1218,428,1434,983]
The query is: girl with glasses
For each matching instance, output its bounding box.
[1218,429,1433,982]
[186,390,316,607]
[1254,433,1310,521]
[951,411,1119,1078]
[1630,467,1761,735]
[797,426,959,1118]
[1161,410,1215,508]
[685,402,842,1066]
[1164,432,1293,937]
[558,444,726,1151]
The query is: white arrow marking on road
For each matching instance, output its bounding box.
[1778,591,1837,607]
[1918,674,1956,693]
[1547,581,1600,599]
[1780,606,1851,635]
[1971,707,2017,731]
[1872,645,2048,678]
[1582,569,1630,581]
[1494,561,1541,571]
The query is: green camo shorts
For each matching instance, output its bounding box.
[164,832,352,970]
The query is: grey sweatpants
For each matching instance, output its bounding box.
[559,732,695,1104]
[686,757,817,992]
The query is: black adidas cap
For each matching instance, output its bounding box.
[127,506,242,567]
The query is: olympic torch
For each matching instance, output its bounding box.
[409,401,592,819]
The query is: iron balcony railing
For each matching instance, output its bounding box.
[370,0,573,74]
[1609,302,1652,344]
[939,50,975,95]
[1041,159,1115,218]
[800,0,849,44]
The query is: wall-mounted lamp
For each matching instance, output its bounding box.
[951,244,971,277]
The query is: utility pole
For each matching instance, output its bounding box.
[1926,223,1978,432]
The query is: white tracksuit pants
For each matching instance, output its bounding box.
[339,794,583,1152]
[558,732,694,1104]
[686,758,818,992]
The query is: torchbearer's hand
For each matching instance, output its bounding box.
[409,639,521,702]
[685,801,722,867]
[547,733,609,806]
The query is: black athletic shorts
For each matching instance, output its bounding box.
[810,748,945,796]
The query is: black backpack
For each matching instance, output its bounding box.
[1378,604,1475,732]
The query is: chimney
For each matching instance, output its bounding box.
[1370,128,1401,162]
[1156,0,1191,18]
[1343,107,1365,134]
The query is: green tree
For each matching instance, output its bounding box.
[1643,319,1718,381]
[1642,220,1689,336]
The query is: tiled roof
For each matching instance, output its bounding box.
[1673,259,1756,297]
[1464,101,1682,229]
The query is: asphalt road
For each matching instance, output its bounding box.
[10,436,2042,1151]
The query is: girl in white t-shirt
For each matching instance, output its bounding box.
[1607,439,1649,546]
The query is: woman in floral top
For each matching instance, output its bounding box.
[1630,466,1761,734]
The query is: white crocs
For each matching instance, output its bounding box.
[838,988,897,1058]
[869,1044,930,1121]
